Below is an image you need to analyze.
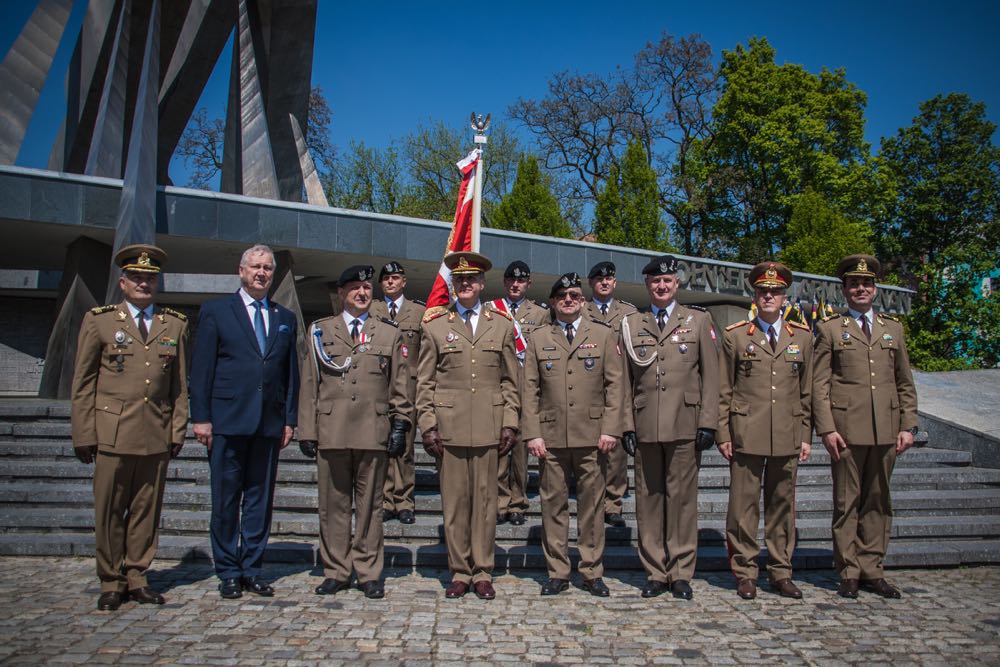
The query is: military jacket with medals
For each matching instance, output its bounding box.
[489,297,550,346]
[70,302,189,456]
[370,297,425,387]
[718,318,812,457]
[521,318,624,449]
[416,304,520,447]
[812,311,917,446]
[584,298,637,335]
[621,304,720,444]
[298,314,412,450]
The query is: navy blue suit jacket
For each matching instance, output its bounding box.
[189,292,299,438]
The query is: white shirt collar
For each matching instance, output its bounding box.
[558,315,583,332]
[757,316,783,339]
[342,311,369,328]
[458,301,481,317]
[593,297,613,309]
[125,301,153,320]
[385,295,405,309]
[652,301,675,319]
[239,288,268,308]
[847,307,873,325]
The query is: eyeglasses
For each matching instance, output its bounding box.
[554,291,584,302]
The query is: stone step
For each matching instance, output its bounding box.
[1,531,997,570]
[3,481,999,518]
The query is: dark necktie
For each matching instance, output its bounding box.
[350,318,361,342]
[137,311,148,342]
[565,323,574,344]
[389,302,397,321]
[768,327,777,352]
[510,301,518,316]
[600,303,608,316]
[656,309,666,331]
[463,309,474,338]
[861,316,871,342]
[252,302,266,353]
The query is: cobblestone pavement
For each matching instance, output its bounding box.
[1,558,998,665]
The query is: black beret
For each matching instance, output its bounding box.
[550,272,582,298]
[338,265,374,285]
[641,255,679,276]
[379,261,405,281]
[588,261,616,279]
[504,261,531,279]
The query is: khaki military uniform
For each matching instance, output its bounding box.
[813,312,917,580]
[491,298,549,517]
[522,318,624,580]
[298,314,412,584]
[371,297,425,514]
[70,302,189,593]
[416,305,520,584]
[719,318,812,582]
[585,298,638,516]
[622,304,720,583]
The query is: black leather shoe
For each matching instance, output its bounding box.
[861,578,901,599]
[241,576,274,597]
[315,578,351,595]
[582,578,610,597]
[508,512,525,526]
[219,578,242,599]
[362,580,385,599]
[382,509,397,522]
[604,513,626,527]
[97,591,125,611]
[496,512,509,525]
[540,578,569,596]
[641,580,669,598]
[129,586,165,605]
[397,509,415,524]
[671,580,693,600]
[838,578,860,599]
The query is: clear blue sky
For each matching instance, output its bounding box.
[3,0,998,185]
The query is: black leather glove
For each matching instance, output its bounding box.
[75,445,97,464]
[386,419,411,458]
[299,440,318,459]
[170,443,184,459]
[695,428,716,452]
[422,428,444,458]
[622,431,637,457]
[499,427,518,456]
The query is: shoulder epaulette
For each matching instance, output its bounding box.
[789,320,810,330]
[379,316,399,327]
[821,313,840,323]
[880,313,900,322]
[412,298,426,306]
[725,320,748,331]
[618,299,635,307]
[90,304,117,315]
[590,318,611,328]
[163,307,187,321]
[491,307,512,321]
[532,299,550,309]
[311,315,337,327]
[685,304,707,312]
[421,306,449,323]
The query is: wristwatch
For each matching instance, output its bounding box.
[908,426,919,436]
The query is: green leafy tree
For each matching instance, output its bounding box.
[593,139,670,250]
[324,140,404,213]
[778,189,874,275]
[491,156,571,237]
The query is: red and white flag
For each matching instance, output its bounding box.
[425,148,481,308]
[488,298,527,354]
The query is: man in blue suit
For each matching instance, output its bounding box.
[189,244,300,599]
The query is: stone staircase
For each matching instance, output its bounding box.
[1,398,998,570]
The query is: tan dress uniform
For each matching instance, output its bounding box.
[522,318,624,580]
[297,314,412,584]
[371,297,425,515]
[622,304,720,584]
[586,298,638,517]
[416,304,520,584]
[493,297,549,518]
[813,310,917,581]
[71,302,189,593]
[719,318,812,582]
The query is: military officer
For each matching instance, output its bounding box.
[522,272,624,597]
[70,244,189,611]
[585,261,638,528]
[489,260,548,526]
[620,255,720,600]
[718,262,812,600]
[417,251,520,600]
[370,261,425,525]
[297,265,412,599]
[813,254,918,599]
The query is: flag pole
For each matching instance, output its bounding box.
[470,112,490,253]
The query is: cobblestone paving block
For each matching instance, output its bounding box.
[0,558,999,665]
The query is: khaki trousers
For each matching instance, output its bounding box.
[831,444,896,580]
[92,451,169,593]
[600,444,628,514]
[441,445,498,584]
[726,452,798,581]
[317,449,386,584]
[540,447,605,580]
[383,426,415,512]
[634,440,699,583]
[498,438,529,514]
